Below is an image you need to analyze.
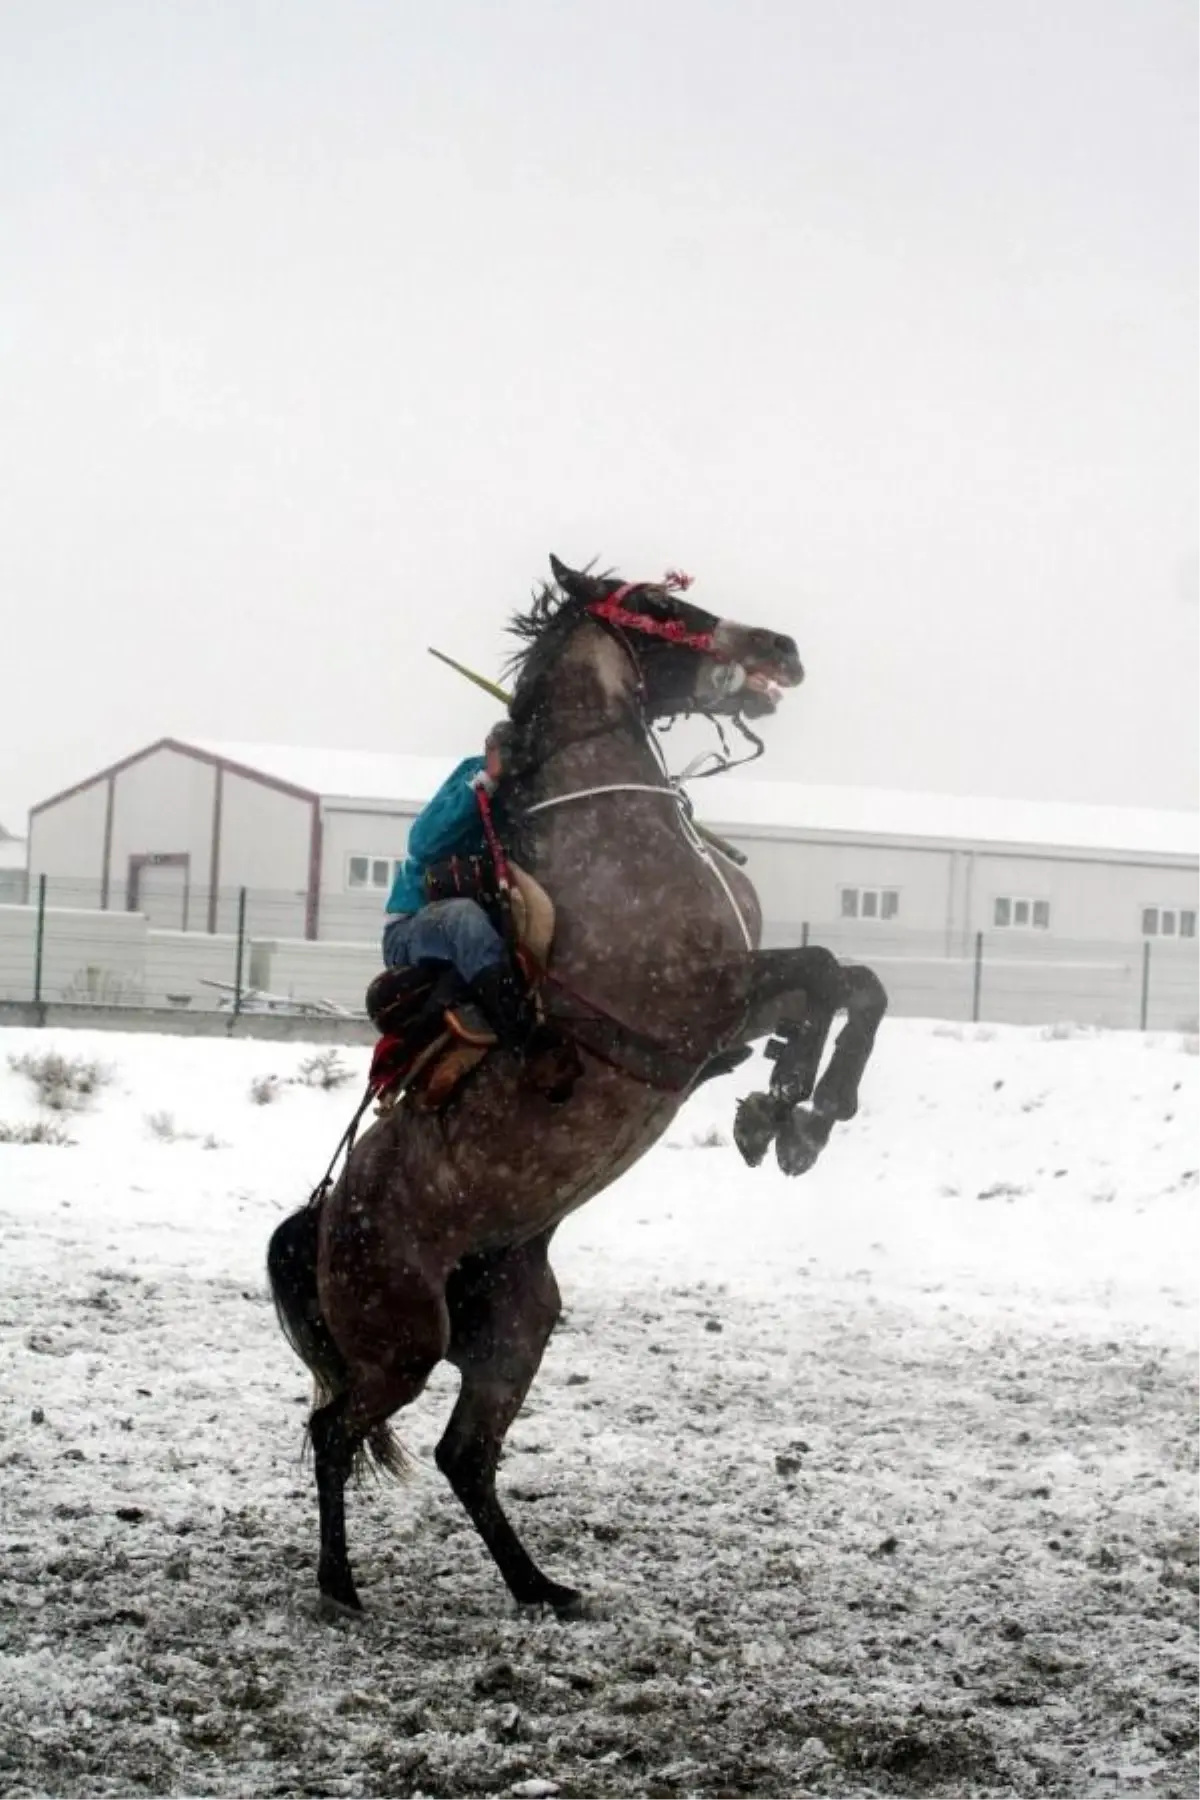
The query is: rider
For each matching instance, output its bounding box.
[382,723,541,1057]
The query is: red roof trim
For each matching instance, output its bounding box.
[29,737,319,817]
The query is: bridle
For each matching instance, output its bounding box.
[584,573,728,659]
[582,576,769,773]
[518,577,759,951]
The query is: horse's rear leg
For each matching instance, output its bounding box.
[437,1234,576,1612]
[315,1268,449,1612]
[310,1392,365,1610]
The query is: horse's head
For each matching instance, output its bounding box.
[545,555,803,723]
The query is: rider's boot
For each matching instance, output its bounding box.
[468,958,534,1045]
[469,959,582,1104]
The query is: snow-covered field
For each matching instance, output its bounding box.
[0,1022,1196,1798]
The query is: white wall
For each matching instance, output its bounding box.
[248,937,379,1012]
[0,903,1192,1029]
[0,905,146,1004]
[144,931,241,1011]
[29,749,321,939]
[725,830,1198,951]
[214,772,313,938]
[724,833,957,945]
[28,782,110,904]
[967,849,1198,942]
[1145,943,1200,1031]
[108,747,217,907]
[317,804,419,942]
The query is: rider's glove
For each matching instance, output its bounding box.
[470,770,498,798]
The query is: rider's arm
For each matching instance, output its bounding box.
[406,757,487,864]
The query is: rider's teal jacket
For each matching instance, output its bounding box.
[385,757,487,917]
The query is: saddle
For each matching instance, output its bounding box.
[364,865,557,1113]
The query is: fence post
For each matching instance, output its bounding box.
[233,887,248,1019]
[1139,938,1151,1031]
[801,920,809,947]
[972,929,983,1023]
[33,874,47,1006]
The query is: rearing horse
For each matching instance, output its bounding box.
[268,556,887,1614]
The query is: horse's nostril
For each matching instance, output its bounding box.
[773,634,798,660]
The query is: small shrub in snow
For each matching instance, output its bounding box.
[294,1050,353,1091]
[973,1026,997,1042]
[933,1023,964,1040]
[249,1074,281,1106]
[145,1112,223,1147]
[59,966,142,1006]
[0,1117,76,1146]
[8,1051,112,1112]
[1041,1021,1082,1042]
[1180,1034,1198,1057]
[692,1125,729,1149]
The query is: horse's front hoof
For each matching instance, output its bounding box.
[775,1106,833,1177]
[733,1091,787,1168]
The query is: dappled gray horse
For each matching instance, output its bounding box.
[269,555,886,1612]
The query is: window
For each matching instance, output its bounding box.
[840,886,899,922]
[346,855,398,892]
[1142,906,1197,939]
[994,895,1050,930]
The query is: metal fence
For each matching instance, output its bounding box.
[0,882,1196,1030]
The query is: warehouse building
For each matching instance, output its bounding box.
[24,738,446,943]
[0,825,25,904]
[23,735,1198,953]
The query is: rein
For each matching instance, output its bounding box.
[526,769,755,953]
[517,586,759,953]
[467,569,763,1083]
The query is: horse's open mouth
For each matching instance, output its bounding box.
[744,667,797,711]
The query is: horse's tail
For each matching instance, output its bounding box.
[267,1203,343,1404]
[266,1201,408,1480]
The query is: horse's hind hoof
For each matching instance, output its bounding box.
[775,1106,833,1178]
[317,1591,365,1623]
[516,1579,584,1619]
[318,1566,363,1616]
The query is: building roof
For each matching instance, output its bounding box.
[194,740,461,805]
[697,777,1198,860]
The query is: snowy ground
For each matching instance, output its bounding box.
[0,1021,1196,1799]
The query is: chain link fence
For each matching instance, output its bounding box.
[0,882,1196,1030]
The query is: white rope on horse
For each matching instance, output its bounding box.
[526,768,756,953]
[525,784,674,812]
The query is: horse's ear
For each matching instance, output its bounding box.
[549,554,606,604]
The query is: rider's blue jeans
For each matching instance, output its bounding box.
[381,898,505,986]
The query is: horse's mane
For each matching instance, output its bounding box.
[504,567,614,706]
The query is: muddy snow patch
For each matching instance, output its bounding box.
[0,1022,1196,1795]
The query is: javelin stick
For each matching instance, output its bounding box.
[427,646,748,869]
[427,646,513,706]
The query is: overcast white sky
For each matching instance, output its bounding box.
[2,0,1196,829]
